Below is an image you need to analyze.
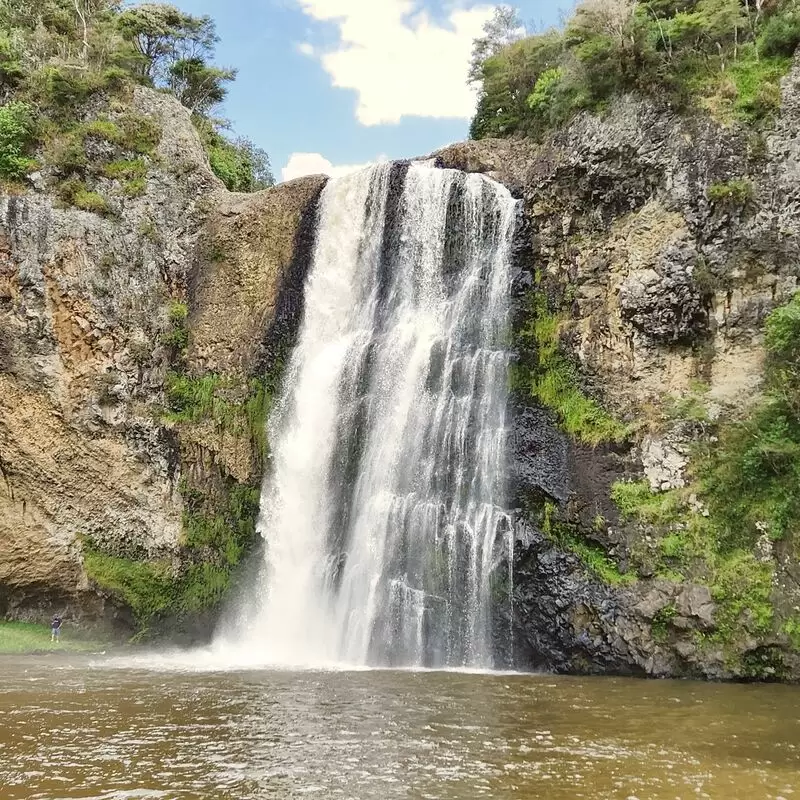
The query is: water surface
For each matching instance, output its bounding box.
[1,655,798,799]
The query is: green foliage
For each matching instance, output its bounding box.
[515,288,628,446]
[0,1,271,194]
[666,382,711,422]
[542,501,636,586]
[0,101,35,180]
[611,480,684,525]
[196,118,274,192]
[164,370,272,463]
[471,0,799,140]
[117,111,162,154]
[707,179,753,204]
[58,177,110,215]
[651,603,677,643]
[527,67,563,113]
[701,292,800,548]
[104,157,148,195]
[84,549,176,622]
[103,158,147,180]
[729,53,792,124]
[782,615,800,649]
[85,481,260,626]
[711,551,774,639]
[759,6,800,57]
[161,301,189,349]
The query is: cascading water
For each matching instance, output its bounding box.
[220,161,517,669]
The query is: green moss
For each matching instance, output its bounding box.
[81,118,123,143]
[85,483,261,626]
[122,177,147,197]
[83,549,175,623]
[707,179,753,205]
[57,177,110,215]
[164,371,272,462]
[542,501,635,586]
[104,157,148,199]
[516,289,628,446]
[611,481,684,525]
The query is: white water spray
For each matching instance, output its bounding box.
[219,162,517,669]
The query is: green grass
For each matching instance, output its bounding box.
[611,480,684,525]
[542,501,636,586]
[0,622,109,654]
[515,288,628,446]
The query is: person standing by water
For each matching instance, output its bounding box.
[50,615,62,643]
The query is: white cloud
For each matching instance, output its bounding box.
[294,0,493,126]
[281,152,386,182]
[297,42,315,57]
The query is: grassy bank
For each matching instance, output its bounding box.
[0,622,111,655]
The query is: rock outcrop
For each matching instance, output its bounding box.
[437,57,800,680]
[0,87,324,625]
[3,57,800,680]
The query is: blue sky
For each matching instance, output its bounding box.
[176,1,567,182]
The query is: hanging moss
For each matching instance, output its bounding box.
[513,280,628,446]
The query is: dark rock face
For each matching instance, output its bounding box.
[508,525,639,675]
[463,60,800,680]
[509,405,570,505]
[618,239,709,344]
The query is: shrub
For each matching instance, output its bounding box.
[58,177,110,215]
[758,7,800,57]
[198,121,274,192]
[707,179,753,204]
[0,101,35,180]
[470,0,798,139]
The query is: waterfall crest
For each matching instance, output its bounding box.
[221,162,517,669]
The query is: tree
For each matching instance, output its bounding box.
[0,101,35,180]
[168,57,234,115]
[117,3,217,81]
[469,5,526,85]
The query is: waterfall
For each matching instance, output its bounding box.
[222,162,517,669]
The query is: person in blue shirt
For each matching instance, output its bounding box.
[51,615,62,643]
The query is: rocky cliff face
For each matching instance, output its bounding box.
[3,60,800,679]
[437,57,800,680]
[0,87,324,629]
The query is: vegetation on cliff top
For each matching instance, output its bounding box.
[0,0,273,192]
[470,0,799,140]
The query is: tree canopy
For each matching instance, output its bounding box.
[0,0,273,190]
[470,0,800,140]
